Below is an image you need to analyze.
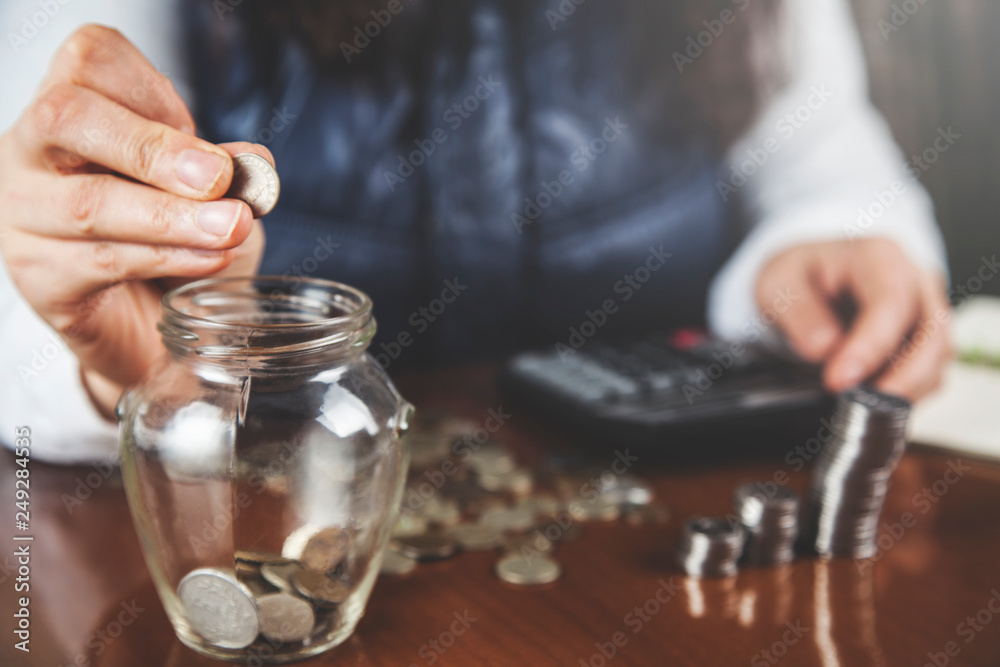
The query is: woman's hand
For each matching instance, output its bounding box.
[0,25,271,417]
[756,238,953,401]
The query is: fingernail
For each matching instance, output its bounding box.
[176,149,227,192]
[197,201,241,237]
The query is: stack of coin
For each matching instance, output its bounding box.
[803,388,911,559]
[733,483,799,566]
[676,517,745,578]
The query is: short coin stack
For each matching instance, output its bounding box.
[676,518,745,578]
[733,483,800,566]
[382,413,669,586]
[803,388,911,559]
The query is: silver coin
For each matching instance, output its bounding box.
[450,524,502,551]
[226,153,280,218]
[393,534,458,561]
[380,549,418,576]
[495,553,561,586]
[256,593,316,643]
[177,568,261,649]
[260,562,301,595]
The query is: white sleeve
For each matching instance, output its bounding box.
[0,0,186,463]
[707,0,948,340]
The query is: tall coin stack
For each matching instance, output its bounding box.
[733,483,799,566]
[804,388,911,559]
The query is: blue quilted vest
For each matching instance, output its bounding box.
[185,0,737,368]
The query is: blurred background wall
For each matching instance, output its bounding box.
[850,0,1000,294]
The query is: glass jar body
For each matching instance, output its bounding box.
[117,279,410,664]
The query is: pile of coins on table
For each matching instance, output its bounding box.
[803,388,911,559]
[175,525,358,650]
[676,387,911,577]
[382,414,670,586]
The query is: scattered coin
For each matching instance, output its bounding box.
[380,549,419,576]
[450,524,503,551]
[177,568,260,649]
[480,506,536,533]
[623,503,670,526]
[495,553,561,586]
[568,496,621,522]
[393,511,430,538]
[226,153,280,218]
[478,469,533,495]
[293,569,352,605]
[393,534,458,561]
[299,527,352,572]
[256,593,316,643]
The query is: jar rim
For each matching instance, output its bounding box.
[159,276,376,364]
[162,276,373,330]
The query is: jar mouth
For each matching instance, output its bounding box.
[160,277,376,362]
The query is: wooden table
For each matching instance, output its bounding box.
[3,366,1000,666]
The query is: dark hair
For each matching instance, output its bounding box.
[233,0,785,152]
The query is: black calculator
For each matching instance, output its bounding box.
[498,330,833,460]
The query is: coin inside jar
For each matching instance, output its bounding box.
[260,562,302,595]
[298,527,352,572]
[293,569,352,605]
[495,553,562,586]
[256,593,316,643]
[177,568,260,650]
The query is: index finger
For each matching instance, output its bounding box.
[47,25,195,134]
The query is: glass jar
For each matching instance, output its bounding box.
[116,277,413,664]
